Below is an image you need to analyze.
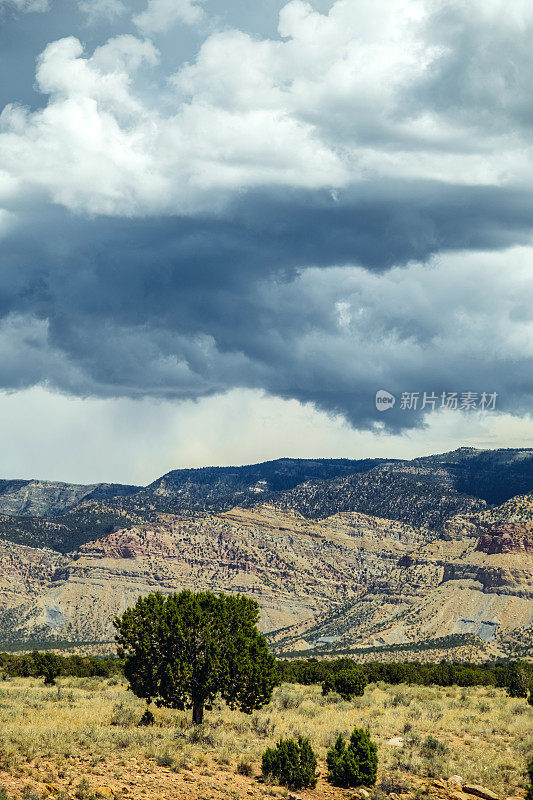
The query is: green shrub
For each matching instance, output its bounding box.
[262,736,317,789]
[326,728,378,787]
[335,669,367,700]
[32,652,63,686]
[506,664,529,698]
[321,668,367,700]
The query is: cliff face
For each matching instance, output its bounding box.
[0,541,67,642]
[0,540,64,586]
[441,560,533,598]
[0,498,532,659]
[475,523,533,554]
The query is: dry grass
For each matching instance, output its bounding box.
[0,676,530,799]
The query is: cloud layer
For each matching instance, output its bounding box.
[3,0,533,215]
[0,0,532,449]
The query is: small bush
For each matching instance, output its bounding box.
[236,759,254,777]
[326,728,378,787]
[387,692,412,708]
[155,750,175,768]
[379,777,409,794]
[171,752,190,772]
[21,788,41,800]
[74,779,91,800]
[188,725,216,747]
[276,687,300,709]
[405,732,421,748]
[251,713,274,738]
[262,736,317,790]
[0,788,9,800]
[110,703,136,727]
[420,735,447,758]
[115,733,133,749]
[137,709,155,726]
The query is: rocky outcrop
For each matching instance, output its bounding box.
[475,523,533,554]
[0,481,140,519]
[271,497,533,657]
[442,561,533,598]
[0,541,64,586]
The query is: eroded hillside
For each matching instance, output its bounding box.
[0,506,429,645]
[0,448,531,658]
[271,494,533,659]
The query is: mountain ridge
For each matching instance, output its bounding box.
[1,447,532,532]
[0,447,531,659]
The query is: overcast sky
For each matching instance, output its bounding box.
[0,0,532,484]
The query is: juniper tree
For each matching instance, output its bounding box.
[262,737,318,789]
[326,728,378,787]
[506,662,529,698]
[322,667,367,700]
[32,651,62,686]
[114,590,278,724]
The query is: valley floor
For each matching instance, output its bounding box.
[0,678,531,800]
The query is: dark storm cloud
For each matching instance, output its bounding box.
[2,181,533,325]
[0,178,532,430]
[5,178,533,305]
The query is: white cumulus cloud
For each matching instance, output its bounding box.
[1,0,533,216]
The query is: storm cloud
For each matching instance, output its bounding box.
[0,0,532,439]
